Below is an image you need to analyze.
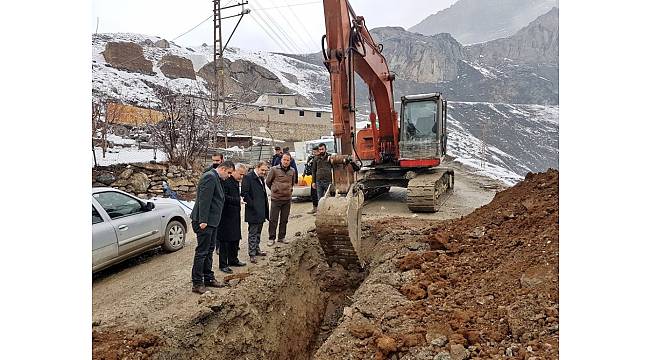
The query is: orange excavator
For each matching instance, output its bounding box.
[314,0,455,269]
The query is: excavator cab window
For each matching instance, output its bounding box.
[402,100,437,141]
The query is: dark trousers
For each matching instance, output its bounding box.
[191,222,217,285]
[269,199,291,241]
[316,180,331,200]
[247,223,263,256]
[218,241,239,268]
[310,186,318,207]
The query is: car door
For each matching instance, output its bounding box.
[92,190,161,256]
[92,202,118,269]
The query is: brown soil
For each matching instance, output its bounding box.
[92,327,164,360]
[315,169,559,359]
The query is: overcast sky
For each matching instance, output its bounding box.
[92,0,456,53]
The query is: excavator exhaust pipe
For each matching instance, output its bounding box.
[314,185,365,270]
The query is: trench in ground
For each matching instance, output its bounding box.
[152,231,374,359]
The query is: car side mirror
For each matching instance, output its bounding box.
[144,202,155,211]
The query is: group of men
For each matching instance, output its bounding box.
[190,147,315,295]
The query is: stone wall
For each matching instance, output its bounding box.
[92,163,203,200]
[228,117,331,143]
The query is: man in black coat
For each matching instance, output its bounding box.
[217,164,248,273]
[241,161,270,263]
[190,161,234,294]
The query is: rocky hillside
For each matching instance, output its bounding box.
[92,33,327,108]
[465,7,559,66]
[368,8,559,106]
[409,0,558,45]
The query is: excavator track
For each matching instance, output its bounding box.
[406,169,455,212]
[315,187,364,270]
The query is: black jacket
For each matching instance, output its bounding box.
[190,169,224,227]
[241,170,269,224]
[217,176,242,242]
[303,154,315,176]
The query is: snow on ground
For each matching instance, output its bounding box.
[461,60,499,79]
[92,146,167,167]
[446,113,524,186]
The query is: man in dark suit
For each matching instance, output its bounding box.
[217,164,248,273]
[190,160,235,294]
[241,161,270,264]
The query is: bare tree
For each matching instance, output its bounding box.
[148,88,210,168]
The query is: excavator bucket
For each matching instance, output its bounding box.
[315,186,365,270]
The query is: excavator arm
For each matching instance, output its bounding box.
[322,0,400,169]
[315,0,400,269]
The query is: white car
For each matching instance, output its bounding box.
[92,187,191,273]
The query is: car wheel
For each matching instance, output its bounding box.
[163,220,186,252]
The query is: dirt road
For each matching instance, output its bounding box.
[92,162,502,357]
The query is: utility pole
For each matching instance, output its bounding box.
[212,0,249,151]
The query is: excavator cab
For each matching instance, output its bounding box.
[399,93,447,167]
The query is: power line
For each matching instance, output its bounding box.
[252,0,302,53]
[265,0,313,52]
[277,0,319,50]
[250,1,320,11]
[249,11,292,53]
[251,9,298,53]
[171,15,212,42]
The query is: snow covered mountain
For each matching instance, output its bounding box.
[92,33,558,186]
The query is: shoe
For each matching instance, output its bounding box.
[204,279,226,288]
[257,251,267,257]
[250,256,258,264]
[192,284,207,294]
[267,240,275,246]
[278,238,289,244]
[231,261,247,267]
[307,207,317,214]
[220,267,233,274]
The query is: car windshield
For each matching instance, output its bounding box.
[93,191,143,219]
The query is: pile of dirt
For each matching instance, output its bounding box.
[92,327,164,360]
[316,169,559,359]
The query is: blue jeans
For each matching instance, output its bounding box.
[316,180,331,200]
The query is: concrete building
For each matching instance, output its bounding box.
[227,93,332,142]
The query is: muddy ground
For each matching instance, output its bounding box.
[92,163,559,360]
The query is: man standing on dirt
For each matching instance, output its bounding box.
[266,153,296,246]
[303,145,319,214]
[190,160,234,294]
[312,143,333,200]
[241,161,270,264]
[217,164,248,274]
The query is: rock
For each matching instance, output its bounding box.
[342,306,353,318]
[167,177,194,188]
[154,39,170,48]
[119,168,134,179]
[427,333,448,347]
[376,335,397,354]
[96,173,117,185]
[295,231,302,237]
[449,344,469,360]
[400,283,427,300]
[92,320,102,327]
[433,351,451,360]
[349,322,377,339]
[130,172,151,193]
